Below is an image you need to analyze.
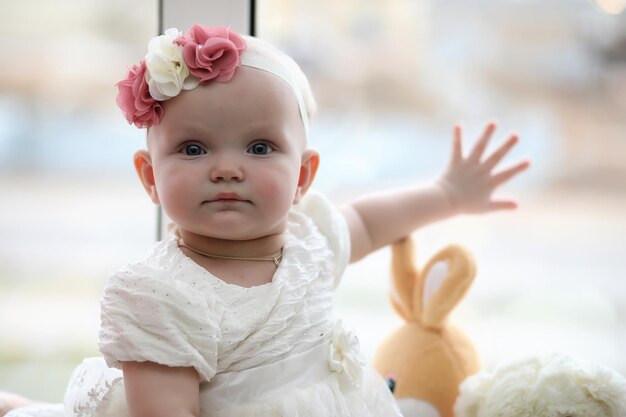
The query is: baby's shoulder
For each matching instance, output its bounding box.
[291,190,349,249]
[107,239,170,282]
[102,241,221,320]
[105,237,207,299]
[292,190,340,232]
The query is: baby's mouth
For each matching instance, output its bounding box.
[204,192,251,203]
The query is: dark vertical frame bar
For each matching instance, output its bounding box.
[249,0,256,36]
[156,0,164,241]
[158,0,164,35]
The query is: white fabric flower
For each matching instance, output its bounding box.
[145,28,199,101]
[328,320,365,391]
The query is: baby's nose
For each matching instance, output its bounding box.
[209,154,244,182]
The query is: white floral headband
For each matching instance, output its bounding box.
[116,24,312,134]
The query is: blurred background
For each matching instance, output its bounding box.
[1,0,625,401]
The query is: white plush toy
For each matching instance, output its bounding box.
[454,352,626,417]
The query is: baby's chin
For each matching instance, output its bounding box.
[182,224,288,243]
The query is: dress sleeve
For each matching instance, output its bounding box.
[98,265,220,382]
[296,189,351,289]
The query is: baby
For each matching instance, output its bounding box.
[3,24,529,417]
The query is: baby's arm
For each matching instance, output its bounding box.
[341,122,530,262]
[122,361,200,417]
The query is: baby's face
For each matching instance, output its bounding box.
[143,66,314,241]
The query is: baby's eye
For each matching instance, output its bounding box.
[247,142,273,155]
[183,144,206,156]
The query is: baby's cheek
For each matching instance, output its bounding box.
[156,175,192,213]
[259,182,285,202]
[259,177,297,209]
[263,170,295,194]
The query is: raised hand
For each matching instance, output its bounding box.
[438,122,530,214]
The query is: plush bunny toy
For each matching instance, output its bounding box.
[373,237,481,417]
[454,352,626,417]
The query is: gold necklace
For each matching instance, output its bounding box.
[178,241,283,266]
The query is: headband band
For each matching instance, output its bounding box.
[240,36,310,136]
[116,24,311,136]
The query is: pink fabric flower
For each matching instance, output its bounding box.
[175,25,247,83]
[115,60,163,128]
[115,25,248,129]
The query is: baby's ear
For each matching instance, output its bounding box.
[133,149,160,204]
[293,149,320,204]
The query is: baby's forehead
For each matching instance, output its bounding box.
[147,68,307,148]
[219,66,301,102]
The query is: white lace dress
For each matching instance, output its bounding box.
[7,191,402,417]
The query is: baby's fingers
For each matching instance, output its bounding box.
[450,124,464,166]
[490,160,531,188]
[468,122,496,163]
[488,199,519,211]
[483,134,519,171]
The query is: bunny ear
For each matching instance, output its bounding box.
[389,236,419,322]
[415,245,476,329]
